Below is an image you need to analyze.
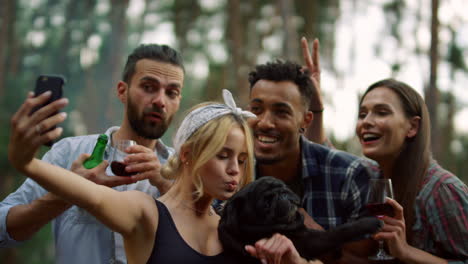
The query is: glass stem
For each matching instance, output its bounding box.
[376,240,386,257]
[377,240,385,254]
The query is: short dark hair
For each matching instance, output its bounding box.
[122,44,184,83]
[248,60,314,110]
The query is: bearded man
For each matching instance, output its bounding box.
[0,44,184,264]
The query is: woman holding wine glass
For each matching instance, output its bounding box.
[355,79,468,263]
[301,36,467,263]
[365,178,395,261]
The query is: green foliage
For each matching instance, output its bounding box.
[17,220,54,264]
[451,135,468,184]
[448,38,467,72]
[383,0,404,40]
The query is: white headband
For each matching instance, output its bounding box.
[173,89,256,153]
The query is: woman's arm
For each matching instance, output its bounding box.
[8,92,157,238]
[23,159,157,237]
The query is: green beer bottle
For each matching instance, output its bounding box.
[83,134,108,169]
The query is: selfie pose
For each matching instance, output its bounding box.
[8,89,321,264]
[0,44,183,263]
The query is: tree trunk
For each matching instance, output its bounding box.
[173,0,200,53]
[101,0,129,131]
[278,0,298,61]
[225,1,262,106]
[425,0,440,158]
[226,0,242,96]
[442,93,455,171]
[0,0,17,100]
[0,2,19,262]
[296,0,339,70]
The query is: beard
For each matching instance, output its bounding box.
[255,154,282,165]
[253,130,284,165]
[127,94,172,139]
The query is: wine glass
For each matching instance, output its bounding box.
[110,140,136,177]
[366,178,395,261]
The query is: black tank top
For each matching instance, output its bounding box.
[146,200,240,264]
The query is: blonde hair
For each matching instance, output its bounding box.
[161,103,255,200]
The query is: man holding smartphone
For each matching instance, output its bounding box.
[0,44,184,264]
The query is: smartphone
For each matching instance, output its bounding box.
[31,75,66,146]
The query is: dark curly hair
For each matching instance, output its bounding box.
[122,44,184,84]
[248,60,314,110]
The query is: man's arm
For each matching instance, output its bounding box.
[346,161,372,221]
[0,153,133,247]
[305,111,326,145]
[301,37,327,145]
[329,161,374,263]
[0,177,54,246]
[5,192,71,242]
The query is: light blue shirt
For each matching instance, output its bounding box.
[0,127,174,264]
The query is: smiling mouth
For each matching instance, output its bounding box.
[256,134,279,144]
[361,133,381,143]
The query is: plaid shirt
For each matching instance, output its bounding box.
[362,159,468,263]
[412,161,468,264]
[256,137,371,230]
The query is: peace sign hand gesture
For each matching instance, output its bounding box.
[301,37,323,113]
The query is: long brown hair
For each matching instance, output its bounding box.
[360,79,431,240]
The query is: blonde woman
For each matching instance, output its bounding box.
[8,90,319,264]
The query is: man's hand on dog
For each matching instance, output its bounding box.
[298,208,324,231]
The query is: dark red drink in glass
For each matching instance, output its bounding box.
[366,203,395,218]
[111,161,135,177]
[110,140,136,177]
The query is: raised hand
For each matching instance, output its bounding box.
[71,154,136,187]
[123,144,172,194]
[301,37,328,144]
[301,37,323,113]
[373,198,410,260]
[8,91,68,171]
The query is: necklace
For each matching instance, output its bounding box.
[179,200,214,216]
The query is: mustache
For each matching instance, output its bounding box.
[143,106,165,117]
[254,129,281,138]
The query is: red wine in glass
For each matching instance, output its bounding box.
[367,178,395,261]
[111,161,135,177]
[366,203,395,218]
[110,140,136,177]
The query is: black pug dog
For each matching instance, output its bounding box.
[218,176,382,261]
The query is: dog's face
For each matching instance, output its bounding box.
[218,176,305,254]
[218,176,383,261]
[229,176,301,225]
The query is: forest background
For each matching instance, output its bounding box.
[0,0,466,263]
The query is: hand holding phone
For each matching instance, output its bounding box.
[31,75,66,146]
